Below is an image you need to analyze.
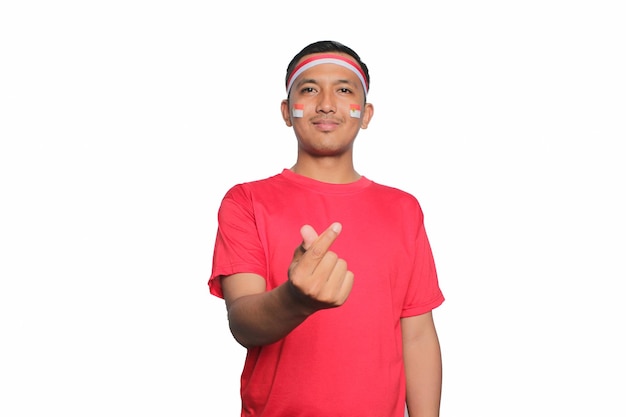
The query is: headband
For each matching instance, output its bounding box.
[286,53,369,97]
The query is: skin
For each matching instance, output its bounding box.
[221,52,442,417]
[280,55,374,184]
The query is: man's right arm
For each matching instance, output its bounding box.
[221,222,354,348]
[221,273,311,347]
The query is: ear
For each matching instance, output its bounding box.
[359,103,374,129]
[281,99,293,127]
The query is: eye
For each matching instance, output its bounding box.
[300,87,316,94]
[338,87,352,94]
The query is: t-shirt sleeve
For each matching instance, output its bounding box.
[401,214,445,317]
[209,185,267,299]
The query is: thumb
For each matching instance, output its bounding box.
[300,224,319,251]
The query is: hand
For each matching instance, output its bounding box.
[287,222,354,314]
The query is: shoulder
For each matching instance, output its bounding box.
[222,172,285,201]
[364,180,426,232]
[367,179,422,210]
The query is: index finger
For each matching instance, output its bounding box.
[303,222,342,262]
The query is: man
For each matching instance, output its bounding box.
[209,40,444,417]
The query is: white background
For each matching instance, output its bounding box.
[1,1,625,416]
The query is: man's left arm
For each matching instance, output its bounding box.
[402,311,442,417]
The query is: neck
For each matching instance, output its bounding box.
[290,158,360,184]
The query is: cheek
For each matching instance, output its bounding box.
[289,101,363,120]
[349,104,361,118]
[291,103,304,118]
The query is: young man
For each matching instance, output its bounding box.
[209,40,445,417]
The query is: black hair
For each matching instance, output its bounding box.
[285,40,370,91]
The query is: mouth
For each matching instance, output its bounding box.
[312,118,340,131]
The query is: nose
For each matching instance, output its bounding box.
[315,90,336,114]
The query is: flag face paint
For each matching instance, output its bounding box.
[349,104,361,118]
[292,103,304,118]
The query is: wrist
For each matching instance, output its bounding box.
[283,280,317,317]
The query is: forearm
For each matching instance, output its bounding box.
[403,315,442,417]
[227,281,311,348]
[224,223,352,348]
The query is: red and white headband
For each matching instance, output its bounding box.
[286,53,369,97]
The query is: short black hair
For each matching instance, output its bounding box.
[285,40,370,92]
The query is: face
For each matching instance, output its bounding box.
[281,53,374,157]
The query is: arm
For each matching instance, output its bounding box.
[402,312,442,417]
[221,222,354,348]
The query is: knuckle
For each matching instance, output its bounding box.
[325,251,338,262]
[310,246,324,258]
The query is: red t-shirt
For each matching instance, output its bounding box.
[210,169,444,417]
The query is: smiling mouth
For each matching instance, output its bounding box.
[313,119,340,131]
[312,117,340,126]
